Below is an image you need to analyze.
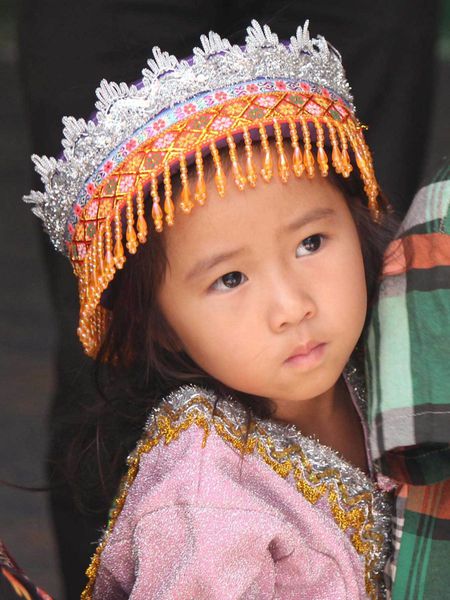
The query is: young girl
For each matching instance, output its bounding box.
[25,21,395,599]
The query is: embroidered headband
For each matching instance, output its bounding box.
[24,20,381,358]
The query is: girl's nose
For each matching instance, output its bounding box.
[267,274,316,333]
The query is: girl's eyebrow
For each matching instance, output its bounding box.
[185,248,246,282]
[284,207,336,232]
[185,207,336,282]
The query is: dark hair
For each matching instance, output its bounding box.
[65,148,399,513]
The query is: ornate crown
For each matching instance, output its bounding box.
[24,20,380,357]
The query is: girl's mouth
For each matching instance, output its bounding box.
[284,342,327,369]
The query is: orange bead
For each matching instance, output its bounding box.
[317,146,329,177]
[151,201,164,232]
[180,183,193,212]
[304,147,315,178]
[214,166,226,197]
[292,146,304,177]
[331,144,343,173]
[277,151,289,183]
[136,214,148,244]
[195,175,206,205]
[246,156,257,187]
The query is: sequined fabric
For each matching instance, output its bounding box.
[83,375,392,600]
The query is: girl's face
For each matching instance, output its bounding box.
[158,172,367,412]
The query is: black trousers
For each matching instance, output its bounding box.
[19,1,437,597]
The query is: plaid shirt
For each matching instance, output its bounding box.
[365,178,450,599]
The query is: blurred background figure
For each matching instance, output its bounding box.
[1,1,448,598]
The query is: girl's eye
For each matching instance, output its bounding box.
[211,271,248,291]
[295,234,324,257]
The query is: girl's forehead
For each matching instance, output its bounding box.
[164,173,346,249]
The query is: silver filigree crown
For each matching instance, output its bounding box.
[24,20,352,255]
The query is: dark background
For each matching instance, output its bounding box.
[0,2,449,597]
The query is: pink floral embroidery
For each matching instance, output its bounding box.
[78,244,87,258]
[212,116,233,131]
[256,95,278,108]
[68,223,75,236]
[86,183,96,196]
[126,138,137,152]
[246,83,259,93]
[275,80,287,90]
[74,204,83,218]
[322,88,331,99]
[214,91,228,102]
[153,132,176,149]
[153,119,166,132]
[103,160,114,174]
[204,95,215,107]
[305,101,324,116]
[86,200,99,218]
[118,175,135,193]
[335,103,349,117]
[300,82,311,93]
[175,103,197,119]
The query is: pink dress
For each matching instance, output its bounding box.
[82,369,392,599]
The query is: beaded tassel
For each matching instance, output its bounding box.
[209,142,226,197]
[104,217,115,279]
[335,122,352,177]
[288,119,304,178]
[259,123,273,182]
[90,230,98,293]
[194,147,206,205]
[243,127,257,187]
[125,191,138,253]
[273,119,289,183]
[314,118,329,177]
[179,153,194,212]
[324,116,343,174]
[345,123,380,220]
[346,124,369,179]
[96,223,105,286]
[94,307,100,346]
[163,163,175,226]
[82,257,89,303]
[113,202,125,269]
[227,134,247,191]
[150,174,164,232]
[346,124,367,181]
[360,130,375,180]
[77,313,88,346]
[300,116,315,178]
[136,179,148,243]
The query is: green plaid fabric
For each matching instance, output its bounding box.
[365,178,450,599]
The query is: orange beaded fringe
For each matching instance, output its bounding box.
[75,116,381,358]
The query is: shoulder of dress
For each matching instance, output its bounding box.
[144,384,222,433]
[128,384,251,461]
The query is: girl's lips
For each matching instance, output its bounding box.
[284,342,327,369]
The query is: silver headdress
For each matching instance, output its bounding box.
[24,20,352,255]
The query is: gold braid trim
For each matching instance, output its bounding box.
[81,393,387,599]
